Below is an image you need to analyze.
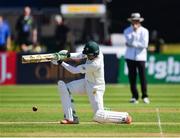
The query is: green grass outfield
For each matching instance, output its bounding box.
[0,84,180,137]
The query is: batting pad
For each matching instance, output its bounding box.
[93,110,129,123]
[58,80,74,121]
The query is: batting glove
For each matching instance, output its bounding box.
[58,50,70,58]
[51,60,58,65]
[51,60,63,65]
[57,60,63,64]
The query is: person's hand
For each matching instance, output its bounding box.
[51,60,63,65]
[51,60,58,65]
[57,60,63,64]
[59,50,68,54]
[54,50,70,61]
[126,42,133,47]
[58,50,70,58]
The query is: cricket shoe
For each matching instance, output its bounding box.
[143,97,150,104]
[129,98,139,104]
[60,117,79,124]
[125,115,132,124]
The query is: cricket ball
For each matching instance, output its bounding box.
[32,106,38,112]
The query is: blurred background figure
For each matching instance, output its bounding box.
[15,6,38,52]
[150,30,165,53]
[0,16,11,52]
[54,15,69,51]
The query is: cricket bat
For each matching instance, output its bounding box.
[22,53,68,64]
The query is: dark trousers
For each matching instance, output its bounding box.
[0,45,6,52]
[126,59,148,100]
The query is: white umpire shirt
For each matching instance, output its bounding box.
[61,51,105,91]
[123,25,149,61]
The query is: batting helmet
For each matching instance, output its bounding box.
[82,41,99,56]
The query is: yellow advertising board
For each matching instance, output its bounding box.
[61,4,106,17]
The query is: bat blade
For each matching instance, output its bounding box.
[22,53,67,64]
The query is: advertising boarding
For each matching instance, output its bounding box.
[0,52,16,85]
[118,54,180,83]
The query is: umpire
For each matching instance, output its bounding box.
[123,13,150,104]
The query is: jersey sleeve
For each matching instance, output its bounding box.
[61,62,81,74]
[123,27,133,45]
[70,52,87,60]
[132,29,149,48]
[61,61,99,74]
[5,23,11,37]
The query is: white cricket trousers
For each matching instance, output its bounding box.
[58,79,129,123]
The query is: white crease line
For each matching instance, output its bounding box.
[0,122,96,125]
[156,108,164,138]
[0,121,180,125]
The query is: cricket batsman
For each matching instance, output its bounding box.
[51,41,132,124]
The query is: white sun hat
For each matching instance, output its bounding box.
[128,13,144,22]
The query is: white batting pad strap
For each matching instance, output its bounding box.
[93,110,129,123]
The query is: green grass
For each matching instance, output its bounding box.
[0,84,180,137]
